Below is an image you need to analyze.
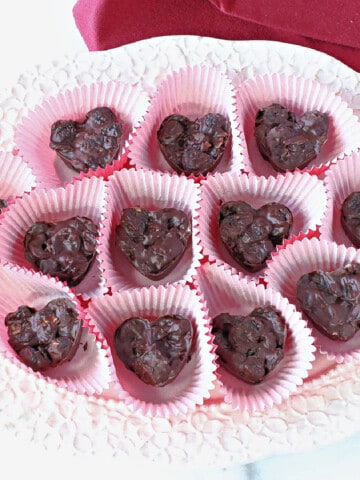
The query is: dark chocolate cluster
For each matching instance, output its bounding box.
[24,215,98,287]
[341,191,360,248]
[157,113,230,176]
[5,297,82,371]
[254,103,329,172]
[49,106,122,173]
[212,306,287,384]
[114,315,193,387]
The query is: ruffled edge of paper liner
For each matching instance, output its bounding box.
[265,236,360,363]
[86,283,217,418]
[235,72,360,178]
[99,168,203,292]
[0,175,108,300]
[14,80,150,189]
[198,170,327,282]
[320,150,360,247]
[0,261,113,395]
[193,261,315,413]
[127,63,245,181]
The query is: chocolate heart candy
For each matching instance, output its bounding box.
[157,113,230,176]
[24,216,99,287]
[114,315,193,386]
[5,297,82,371]
[296,262,360,341]
[212,306,287,384]
[341,191,360,247]
[219,200,293,272]
[49,106,122,173]
[115,207,192,280]
[254,103,329,172]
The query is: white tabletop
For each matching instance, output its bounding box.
[0,2,360,479]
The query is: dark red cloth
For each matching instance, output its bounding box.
[73,0,360,72]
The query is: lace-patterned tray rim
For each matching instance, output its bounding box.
[0,36,360,469]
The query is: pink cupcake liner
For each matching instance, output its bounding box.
[86,283,217,417]
[100,168,203,292]
[14,81,150,189]
[0,176,108,299]
[0,152,36,212]
[0,262,112,395]
[199,170,327,281]
[128,64,244,179]
[235,72,360,177]
[194,261,315,412]
[265,237,360,363]
[320,151,360,247]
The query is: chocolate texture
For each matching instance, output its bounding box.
[212,306,287,384]
[157,113,230,176]
[254,103,329,172]
[341,191,360,248]
[0,198,8,213]
[49,106,122,173]
[24,216,98,287]
[115,207,191,280]
[5,297,82,371]
[296,262,360,341]
[114,315,193,387]
[219,200,293,272]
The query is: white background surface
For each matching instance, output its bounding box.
[0,2,360,479]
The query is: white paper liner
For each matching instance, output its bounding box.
[235,72,360,177]
[265,237,360,363]
[0,152,36,211]
[199,170,327,281]
[86,283,217,417]
[320,151,360,246]
[128,64,244,178]
[14,81,150,189]
[194,261,315,412]
[100,168,202,291]
[0,176,108,299]
[0,262,112,395]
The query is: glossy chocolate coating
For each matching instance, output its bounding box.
[219,200,293,272]
[24,216,98,287]
[115,207,191,280]
[49,106,122,173]
[5,297,82,371]
[341,191,360,247]
[212,306,286,384]
[157,113,230,176]
[296,262,360,341]
[254,103,329,172]
[114,315,193,387]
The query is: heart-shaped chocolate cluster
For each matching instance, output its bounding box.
[218,200,293,272]
[5,297,82,371]
[296,262,360,341]
[212,306,287,384]
[157,113,230,176]
[254,103,329,172]
[115,207,191,280]
[341,191,360,248]
[49,106,122,173]
[24,216,99,287]
[114,315,193,386]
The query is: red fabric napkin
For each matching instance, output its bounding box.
[73,0,360,72]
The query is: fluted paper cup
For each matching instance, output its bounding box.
[194,261,315,412]
[235,72,360,177]
[86,283,217,417]
[199,170,327,281]
[100,168,202,292]
[0,263,112,395]
[265,237,360,363]
[0,176,108,299]
[14,81,150,189]
[128,64,244,180]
